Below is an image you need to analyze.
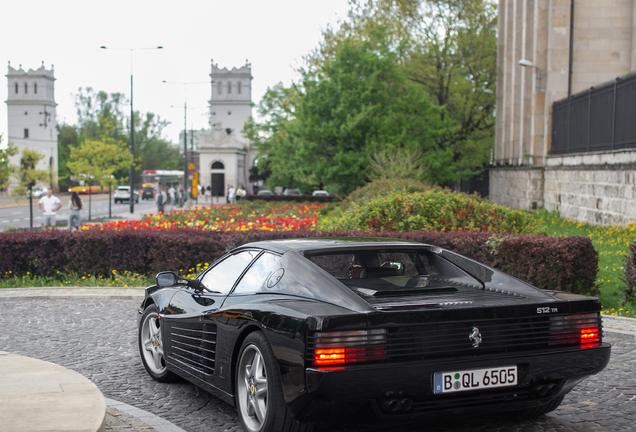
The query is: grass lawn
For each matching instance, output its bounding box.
[533,211,635,317]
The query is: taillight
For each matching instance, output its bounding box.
[550,313,601,349]
[580,327,600,348]
[309,329,387,368]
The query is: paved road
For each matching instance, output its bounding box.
[0,298,634,432]
[0,195,189,230]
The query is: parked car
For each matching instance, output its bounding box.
[27,185,47,199]
[257,190,273,196]
[137,239,610,432]
[312,190,329,196]
[114,186,139,204]
[283,188,302,196]
[141,186,155,200]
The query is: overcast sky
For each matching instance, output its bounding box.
[1,0,350,146]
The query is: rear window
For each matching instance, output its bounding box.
[308,250,482,294]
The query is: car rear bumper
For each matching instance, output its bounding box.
[295,343,611,421]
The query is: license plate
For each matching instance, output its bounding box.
[434,366,517,394]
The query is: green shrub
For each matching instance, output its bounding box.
[322,189,542,235]
[345,178,433,206]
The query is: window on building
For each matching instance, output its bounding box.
[211,161,224,169]
[34,83,37,94]
[238,82,241,94]
[15,83,18,94]
[228,82,231,94]
[24,129,29,138]
[218,81,222,94]
[24,83,27,94]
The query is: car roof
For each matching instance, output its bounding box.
[236,238,432,255]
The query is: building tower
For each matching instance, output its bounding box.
[5,61,58,189]
[208,59,253,136]
[199,60,255,198]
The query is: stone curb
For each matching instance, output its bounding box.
[105,398,187,432]
[0,286,145,300]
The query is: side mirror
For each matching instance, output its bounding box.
[156,271,178,287]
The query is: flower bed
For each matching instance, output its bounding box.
[84,203,327,231]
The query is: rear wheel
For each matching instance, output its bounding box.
[138,305,177,382]
[236,332,313,432]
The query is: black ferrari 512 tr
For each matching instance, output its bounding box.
[137,239,611,432]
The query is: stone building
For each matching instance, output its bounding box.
[491,0,636,225]
[197,60,256,198]
[5,62,58,189]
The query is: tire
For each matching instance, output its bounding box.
[236,332,313,432]
[138,305,177,382]
[509,396,565,418]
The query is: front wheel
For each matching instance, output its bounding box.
[236,332,313,432]
[138,305,177,382]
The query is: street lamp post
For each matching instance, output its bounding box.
[100,45,163,214]
[162,80,210,207]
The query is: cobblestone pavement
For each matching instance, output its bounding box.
[0,298,634,432]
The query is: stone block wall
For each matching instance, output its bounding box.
[544,150,636,225]
[490,150,636,225]
[489,166,545,211]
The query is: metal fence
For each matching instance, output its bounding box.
[552,72,636,155]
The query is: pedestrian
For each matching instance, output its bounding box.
[38,188,62,229]
[178,186,184,206]
[226,183,231,204]
[236,185,245,201]
[206,184,211,202]
[228,185,236,204]
[168,185,176,207]
[67,191,83,231]
[156,184,167,214]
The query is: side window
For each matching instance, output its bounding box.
[199,250,258,294]
[233,252,281,295]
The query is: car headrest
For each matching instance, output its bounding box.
[359,267,399,279]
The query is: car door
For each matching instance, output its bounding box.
[162,249,260,382]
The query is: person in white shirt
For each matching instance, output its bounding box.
[156,184,168,213]
[168,185,176,207]
[228,185,236,204]
[38,189,62,229]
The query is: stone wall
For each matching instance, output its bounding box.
[544,150,636,225]
[489,150,636,225]
[489,166,545,211]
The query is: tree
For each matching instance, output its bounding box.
[57,123,79,190]
[247,34,445,195]
[317,0,498,183]
[68,139,134,220]
[11,149,50,228]
[0,135,18,192]
[71,88,178,183]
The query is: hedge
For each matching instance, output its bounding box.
[0,229,598,294]
[622,244,636,303]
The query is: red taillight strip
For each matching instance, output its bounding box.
[310,329,388,367]
[550,313,602,348]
